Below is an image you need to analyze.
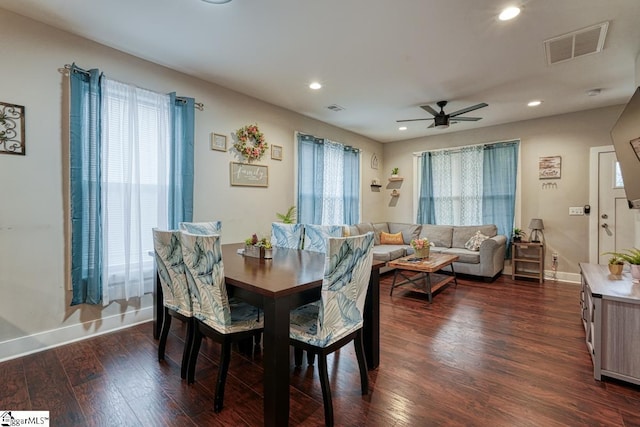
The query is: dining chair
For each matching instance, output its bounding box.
[289,231,375,427]
[152,228,194,380]
[178,220,222,235]
[302,224,344,252]
[271,222,304,249]
[180,231,264,413]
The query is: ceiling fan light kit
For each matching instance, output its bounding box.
[397,100,488,130]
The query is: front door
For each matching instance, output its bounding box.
[597,150,636,264]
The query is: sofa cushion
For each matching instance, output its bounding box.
[380,231,404,245]
[372,245,407,262]
[388,222,421,244]
[442,248,481,264]
[419,225,453,248]
[372,222,390,245]
[464,231,489,251]
[345,225,359,237]
[356,222,375,241]
[452,225,497,248]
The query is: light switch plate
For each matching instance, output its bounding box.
[569,207,584,215]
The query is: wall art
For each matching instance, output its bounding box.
[211,133,227,151]
[539,155,561,179]
[0,102,25,155]
[230,162,268,187]
[271,144,283,160]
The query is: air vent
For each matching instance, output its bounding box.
[326,104,345,112]
[544,22,608,65]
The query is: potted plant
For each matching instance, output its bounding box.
[276,205,297,224]
[410,237,433,259]
[603,248,640,279]
[512,228,526,242]
[391,167,399,178]
[607,255,624,276]
[244,234,273,258]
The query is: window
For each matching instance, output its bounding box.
[297,133,360,225]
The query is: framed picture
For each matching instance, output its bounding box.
[630,137,640,162]
[230,162,268,187]
[210,133,227,152]
[0,101,25,155]
[271,144,283,160]
[539,156,561,179]
[371,153,379,169]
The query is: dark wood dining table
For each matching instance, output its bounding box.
[153,242,383,427]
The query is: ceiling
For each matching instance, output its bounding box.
[2,0,640,143]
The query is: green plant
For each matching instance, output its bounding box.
[391,167,399,175]
[603,248,640,265]
[608,256,624,265]
[276,205,297,224]
[512,228,526,239]
[244,233,272,249]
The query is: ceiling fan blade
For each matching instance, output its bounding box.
[420,105,439,116]
[427,123,435,128]
[396,118,432,122]
[448,102,488,118]
[451,116,482,121]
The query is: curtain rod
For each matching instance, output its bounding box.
[59,64,204,110]
[412,139,519,156]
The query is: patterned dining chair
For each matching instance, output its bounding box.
[289,232,375,427]
[152,228,194,380]
[178,220,222,235]
[271,222,304,249]
[180,231,264,413]
[302,224,344,252]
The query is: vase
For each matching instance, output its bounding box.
[244,245,264,259]
[264,248,273,259]
[608,264,623,276]
[630,264,640,280]
[414,247,430,259]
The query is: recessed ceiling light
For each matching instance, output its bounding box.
[201,0,232,3]
[399,126,407,131]
[499,6,521,21]
[309,82,322,90]
[586,88,602,96]
[528,100,542,107]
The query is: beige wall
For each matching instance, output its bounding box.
[0,10,383,360]
[382,106,625,278]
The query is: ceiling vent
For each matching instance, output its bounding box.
[326,104,345,112]
[544,22,608,65]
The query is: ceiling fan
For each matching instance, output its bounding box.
[397,100,488,129]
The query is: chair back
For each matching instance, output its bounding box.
[179,221,222,235]
[152,229,192,317]
[316,232,374,343]
[180,232,232,326]
[302,224,344,252]
[271,223,304,249]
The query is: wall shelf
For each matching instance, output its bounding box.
[370,184,382,188]
[388,177,404,182]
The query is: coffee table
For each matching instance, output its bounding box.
[388,253,459,303]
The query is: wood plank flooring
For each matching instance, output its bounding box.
[2,273,640,426]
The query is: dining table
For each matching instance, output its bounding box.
[153,242,383,427]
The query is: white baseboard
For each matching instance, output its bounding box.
[0,306,153,363]
[503,266,581,284]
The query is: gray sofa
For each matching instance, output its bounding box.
[346,222,507,281]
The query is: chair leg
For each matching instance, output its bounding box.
[158,307,171,362]
[354,329,369,395]
[294,347,303,367]
[187,325,203,384]
[307,351,316,366]
[180,317,195,379]
[318,354,334,427]
[254,331,262,348]
[214,339,233,413]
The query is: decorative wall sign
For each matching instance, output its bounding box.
[0,102,25,155]
[539,156,561,179]
[211,133,227,151]
[271,145,283,160]
[230,162,268,187]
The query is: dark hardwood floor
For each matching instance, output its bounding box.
[2,273,640,426]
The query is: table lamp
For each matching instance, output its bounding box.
[529,218,544,243]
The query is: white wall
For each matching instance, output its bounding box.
[0,10,383,361]
[382,106,625,280]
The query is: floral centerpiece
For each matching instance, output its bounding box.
[234,123,268,162]
[410,237,433,259]
[244,233,273,259]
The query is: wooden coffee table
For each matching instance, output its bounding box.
[388,253,459,303]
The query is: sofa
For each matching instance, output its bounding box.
[346,222,507,281]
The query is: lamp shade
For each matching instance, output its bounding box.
[201,0,232,3]
[528,218,544,230]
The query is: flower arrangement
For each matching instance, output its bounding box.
[410,237,433,251]
[245,233,272,249]
[234,123,268,162]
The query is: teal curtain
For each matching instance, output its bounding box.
[297,134,324,224]
[343,147,360,225]
[416,152,435,224]
[483,141,519,256]
[168,93,195,228]
[70,64,103,305]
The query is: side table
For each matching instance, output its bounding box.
[512,241,544,283]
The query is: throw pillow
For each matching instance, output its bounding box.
[380,231,404,245]
[465,230,489,251]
